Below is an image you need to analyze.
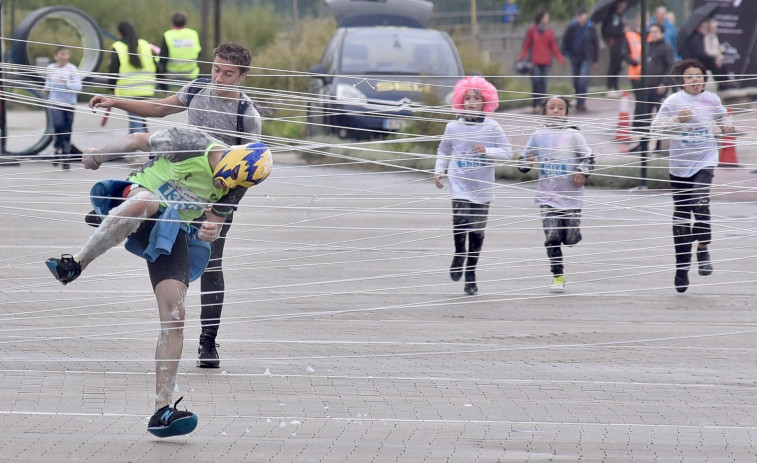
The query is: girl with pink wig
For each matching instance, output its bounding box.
[434,76,511,295]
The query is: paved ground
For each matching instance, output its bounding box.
[1,96,757,462]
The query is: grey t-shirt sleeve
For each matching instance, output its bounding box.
[175,80,201,107]
[148,127,223,157]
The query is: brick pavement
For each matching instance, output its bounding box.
[1,153,757,461]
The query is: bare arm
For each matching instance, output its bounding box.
[82,132,152,169]
[88,94,186,118]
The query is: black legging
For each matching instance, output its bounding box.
[669,168,714,270]
[199,214,233,342]
[452,200,490,282]
[541,206,583,276]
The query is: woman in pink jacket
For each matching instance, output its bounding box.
[519,11,565,111]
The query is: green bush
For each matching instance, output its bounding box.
[252,17,336,94]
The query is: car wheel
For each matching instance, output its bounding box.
[305,104,329,137]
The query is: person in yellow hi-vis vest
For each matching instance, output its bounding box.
[158,11,202,89]
[108,21,157,134]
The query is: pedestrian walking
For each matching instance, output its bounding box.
[600,0,628,97]
[561,7,599,112]
[519,11,565,111]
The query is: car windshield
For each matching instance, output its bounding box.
[340,28,458,76]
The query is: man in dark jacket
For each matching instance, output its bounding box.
[562,7,599,111]
[600,0,628,97]
[631,22,675,153]
[646,23,675,109]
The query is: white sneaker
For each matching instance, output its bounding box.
[550,275,566,293]
[605,90,621,99]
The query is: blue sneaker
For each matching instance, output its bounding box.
[147,397,198,438]
[45,254,82,285]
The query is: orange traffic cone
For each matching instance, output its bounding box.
[719,108,739,167]
[614,90,632,143]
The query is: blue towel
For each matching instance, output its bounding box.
[90,180,211,282]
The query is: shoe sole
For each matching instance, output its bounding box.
[148,414,198,438]
[197,360,220,368]
[85,211,103,228]
[550,287,565,293]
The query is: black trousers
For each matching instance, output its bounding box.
[452,200,490,282]
[670,168,714,269]
[606,37,627,91]
[541,206,582,276]
[199,214,233,341]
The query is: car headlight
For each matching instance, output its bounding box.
[335,83,368,106]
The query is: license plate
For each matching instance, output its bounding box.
[383,119,402,130]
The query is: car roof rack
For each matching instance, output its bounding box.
[325,0,433,28]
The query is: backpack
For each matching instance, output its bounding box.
[185,77,250,145]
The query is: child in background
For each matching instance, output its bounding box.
[44,47,82,169]
[435,76,512,295]
[516,96,594,293]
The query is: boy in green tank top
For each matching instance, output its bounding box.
[44,127,272,437]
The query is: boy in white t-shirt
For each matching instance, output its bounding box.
[651,58,734,293]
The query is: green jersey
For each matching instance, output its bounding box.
[128,128,228,222]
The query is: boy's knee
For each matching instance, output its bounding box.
[126,190,159,217]
[563,228,582,246]
[544,232,562,247]
[469,230,485,244]
[692,202,710,217]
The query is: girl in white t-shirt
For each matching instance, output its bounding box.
[651,58,734,293]
[516,96,594,293]
[434,76,512,295]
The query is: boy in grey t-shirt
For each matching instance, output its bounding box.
[88,41,262,367]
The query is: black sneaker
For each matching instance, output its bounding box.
[45,254,82,285]
[674,269,689,293]
[449,255,465,281]
[697,250,713,276]
[147,397,198,438]
[464,283,478,295]
[197,339,220,368]
[84,209,103,228]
